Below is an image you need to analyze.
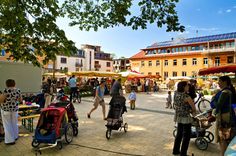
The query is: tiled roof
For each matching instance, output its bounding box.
[130,51,145,59]
[147,32,236,48]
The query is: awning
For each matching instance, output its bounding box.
[70,71,121,77]
[198,64,236,75]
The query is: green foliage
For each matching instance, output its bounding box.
[62,0,184,32]
[0,0,77,66]
[0,0,184,66]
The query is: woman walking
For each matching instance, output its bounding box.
[87,80,107,120]
[172,81,196,156]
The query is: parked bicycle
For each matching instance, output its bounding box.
[195,90,210,113]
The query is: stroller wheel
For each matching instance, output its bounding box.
[205,131,214,143]
[65,124,74,144]
[32,139,40,148]
[195,137,208,150]
[124,123,128,132]
[173,129,177,138]
[57,141,63,150]
[106,129,112,140]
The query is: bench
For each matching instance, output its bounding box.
[18,114,40,132]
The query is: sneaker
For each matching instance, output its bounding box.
[5,142,15,145]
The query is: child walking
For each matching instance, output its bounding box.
[166,91,172,109]
[128,89,136,110]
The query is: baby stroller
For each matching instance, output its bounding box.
[32,107,74,152]
[105,95,128,139]
[173,109,215,150]
[49,93,79,136]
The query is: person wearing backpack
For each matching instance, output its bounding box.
[87,80,107,120]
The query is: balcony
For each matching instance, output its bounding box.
[206,47,235,53]
[75,63,83,67]
[94,64,101,68]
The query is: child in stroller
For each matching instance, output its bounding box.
[105,95,128,139]
[173,109,215,150]
[49,91,79,136]
[32,107,74,151]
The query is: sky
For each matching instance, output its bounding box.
[56,0,236,58]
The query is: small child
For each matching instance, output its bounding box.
[166,91,172,109]
[128,89,136,110]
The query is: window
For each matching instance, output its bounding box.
[95,61,99,64]
[182,59,187,66]
[183,47,186,52]
[164,60,168,66]
[148,72,152,75]
[188,46,191,51]
[106,62,111,67]
[226,42,230,48]
[156,60,160,66]
[192,71,197,78]
[231,42,235,47]
[192,58,197,65]
[179,47,183,52]
[164,72,168,79]
[148,61,152,66]
[141,61,145,67]
[182,71,187,76]
[175,48,179,52]
[227,56,234,64]
[172,72,177,77]
[61,57,67,64]
[199,45,203,50]
[173,59,177,66]
[172,48,175,53]
[215,57,220,66]
[156,72,160,75]
[203,58,208,65]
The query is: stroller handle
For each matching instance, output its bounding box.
[193,108,213,119]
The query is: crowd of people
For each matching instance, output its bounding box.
[0,75,235,156]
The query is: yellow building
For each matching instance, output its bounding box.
[130,32,236,80]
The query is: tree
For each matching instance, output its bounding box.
[0,0,184,66]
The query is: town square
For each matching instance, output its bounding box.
[0,0,236,156]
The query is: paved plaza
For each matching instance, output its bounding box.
[0,91,220,156]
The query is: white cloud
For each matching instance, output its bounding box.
[196,8,201,11]
[233,6,236,9]
[226,9,232,13]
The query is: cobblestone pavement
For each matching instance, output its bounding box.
[0,91,220,156]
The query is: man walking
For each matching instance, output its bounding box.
[68,75,77,102]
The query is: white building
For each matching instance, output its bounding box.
[55,44,113,72]
[56,49,85,72]
[82,44,113,72]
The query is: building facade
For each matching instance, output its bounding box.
[113,58,131,72]
[81,44,113,72]
[130,32,236,80]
